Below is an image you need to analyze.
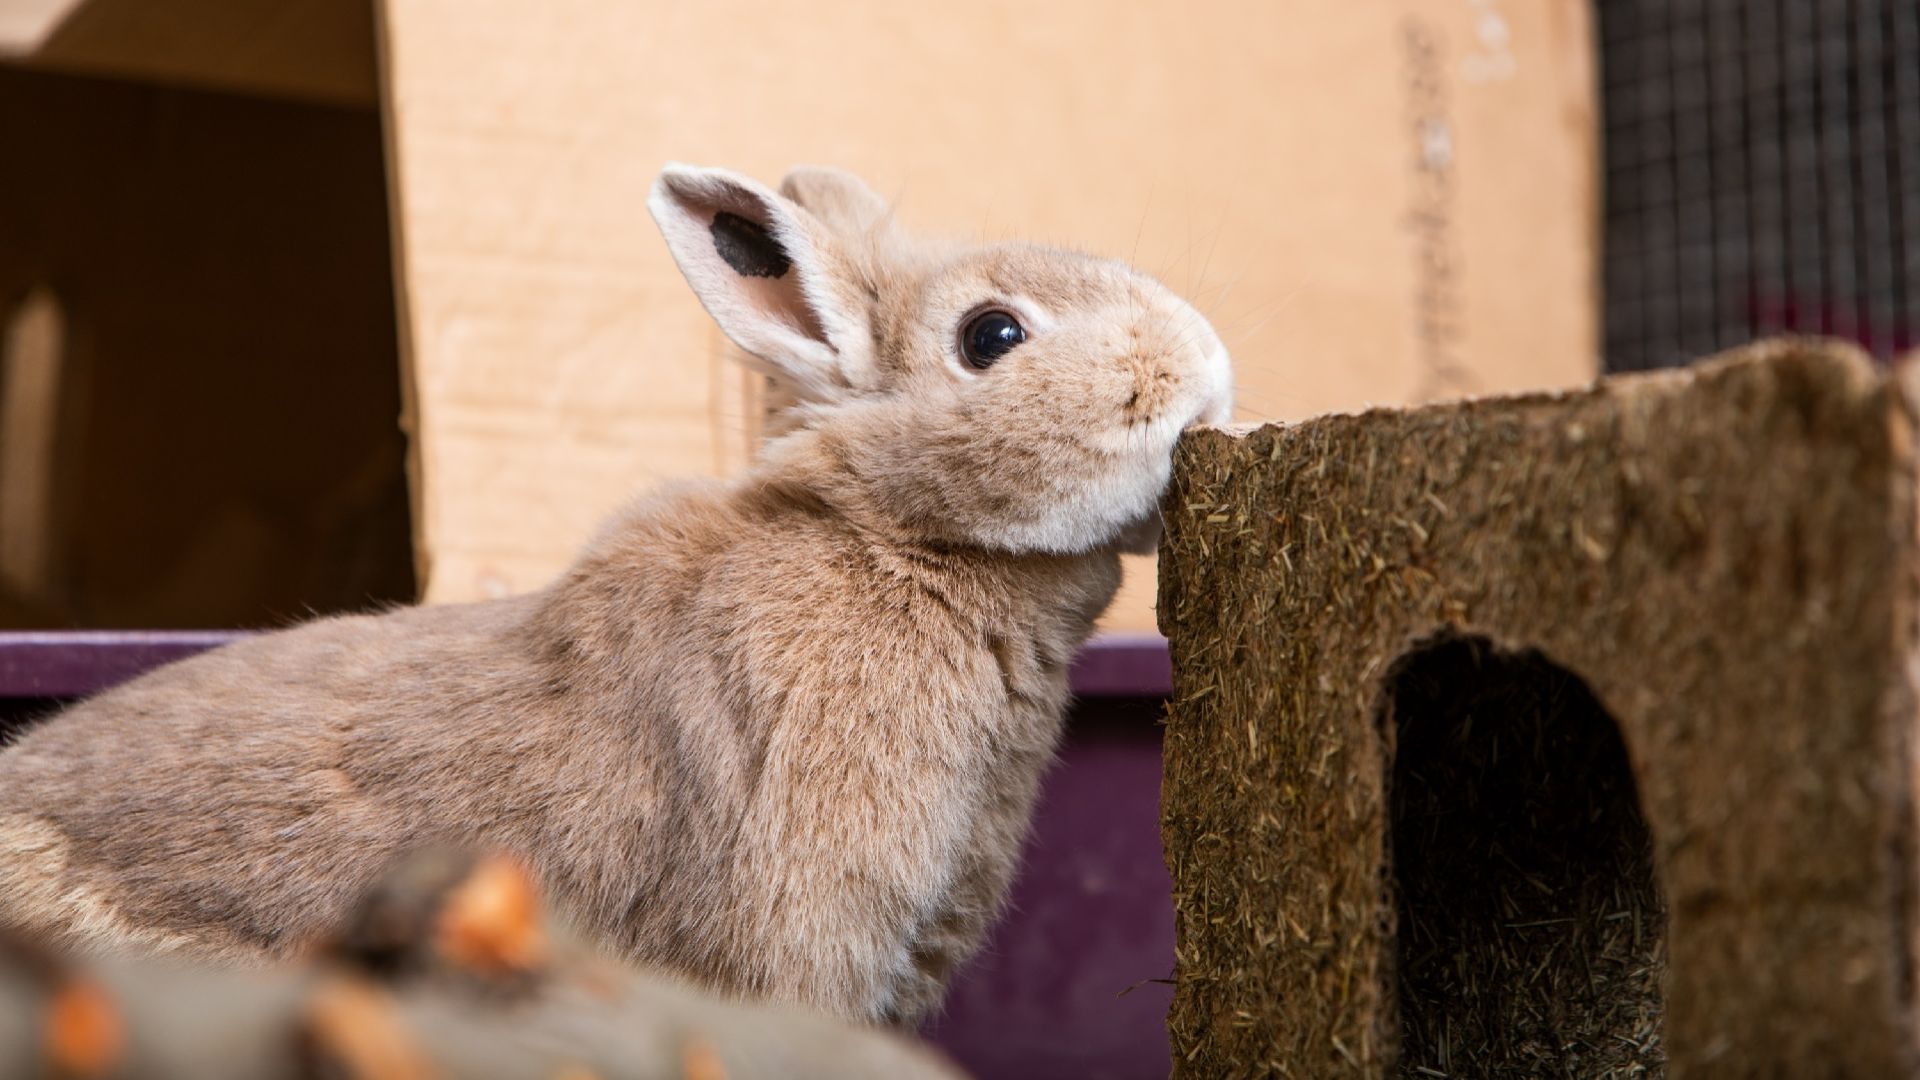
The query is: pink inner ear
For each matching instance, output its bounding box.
[698,205,828,347]
[734,265,828,345]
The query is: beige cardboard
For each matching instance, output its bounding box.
[378,0,1597,632]
[0,0,1598,633]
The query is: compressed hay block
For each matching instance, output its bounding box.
[1158,341,1920,1076]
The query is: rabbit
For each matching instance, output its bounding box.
[0,163,1233,1026]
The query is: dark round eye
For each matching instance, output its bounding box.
[960,309,1026,370]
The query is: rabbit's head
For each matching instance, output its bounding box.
[649,164,1232,555]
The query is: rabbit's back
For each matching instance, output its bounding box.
[0,466,1119,1022]
[0,596,560,960]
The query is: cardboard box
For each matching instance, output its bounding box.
[1,0,1598,633]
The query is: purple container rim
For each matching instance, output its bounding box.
[0,629,1171,700]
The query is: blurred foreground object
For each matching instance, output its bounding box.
[1160,339,1920,1075]
[0,849,961,1079]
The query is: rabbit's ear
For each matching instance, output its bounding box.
[649,164,874,402]
[779,167,893,241]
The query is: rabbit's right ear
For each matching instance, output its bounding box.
[648,164,875,402]
[779,167,893,240]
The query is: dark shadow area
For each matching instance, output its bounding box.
[0,697,62,747]
[1385,636,1666,1076]
[0,66,414,629]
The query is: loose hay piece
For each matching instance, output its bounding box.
[1158,341,1920,1077]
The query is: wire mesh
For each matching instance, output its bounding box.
[1600,0,1920,370]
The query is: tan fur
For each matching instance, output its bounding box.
[0,164,1232,1025]
[0,815,202,959]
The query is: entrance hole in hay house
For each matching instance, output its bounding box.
[1382,635,1666,1076]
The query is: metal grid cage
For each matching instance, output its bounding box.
[1600,1,1920,371]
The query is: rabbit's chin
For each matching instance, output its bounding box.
[1114,515,1163,556]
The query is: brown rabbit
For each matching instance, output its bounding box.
[0,164,1232,1025]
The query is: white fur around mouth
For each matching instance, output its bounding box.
[1198,343,1235,426]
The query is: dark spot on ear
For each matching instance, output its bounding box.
[710,211,791,279]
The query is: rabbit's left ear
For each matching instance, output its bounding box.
[648,164,875,402]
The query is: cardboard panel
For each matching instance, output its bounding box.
[0,0,377,106]
[378,0,1598,629]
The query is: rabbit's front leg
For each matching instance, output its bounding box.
[882,755,1049,1025]
[719,713,973,1022]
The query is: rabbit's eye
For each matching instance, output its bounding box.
[960,310,1025,370]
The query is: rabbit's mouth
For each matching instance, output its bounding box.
[1192,343,1236,428]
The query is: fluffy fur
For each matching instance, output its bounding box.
[0,164,1232,1025]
